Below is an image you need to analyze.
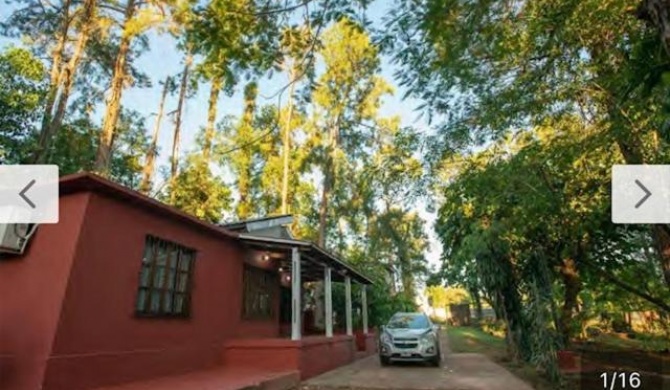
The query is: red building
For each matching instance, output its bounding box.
[0,173,376,390]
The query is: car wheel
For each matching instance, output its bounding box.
[380,355,391,366]
[430,353,441,367]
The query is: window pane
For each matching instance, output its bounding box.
[156,242,168,266]
[167,269,177,290]
[168,249,179,270]
[175,293,185,313]
[179,252,192,271]
[142,238,154,265]
[139,265,151,287]
[150,291,161,313]
[136,288,147,311]
[153,266,166,288]
[163,292,174,313]
[176,272,189,292]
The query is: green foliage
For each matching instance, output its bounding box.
[0,46,46,163]
[367,283,417,327]
[387,0,669,159]
[167,154,232,223]
[331,280,417,329]
[426,286,470,308]
[433,115,670,377]
[188,0,280,92]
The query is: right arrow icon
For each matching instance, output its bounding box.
[634,179,652,209]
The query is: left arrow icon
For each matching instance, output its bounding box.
[19,179,37,209]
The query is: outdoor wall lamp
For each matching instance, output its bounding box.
[261,253,270,262]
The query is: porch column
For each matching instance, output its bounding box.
[291,247,301,340]
[345,275,352,336]
[324,267,333,337]
[361,284,368,334]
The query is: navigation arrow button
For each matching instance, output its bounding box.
[612,165,670,224]
[19,179,37,209]
[634,179,651,209]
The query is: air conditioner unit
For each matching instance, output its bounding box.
[0,223,37,255]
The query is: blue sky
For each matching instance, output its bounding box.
[0,1,443,271]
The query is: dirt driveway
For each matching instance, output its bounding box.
[301,334,534,390]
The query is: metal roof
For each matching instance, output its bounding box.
[238,233,374,285]
[220,214,293,232]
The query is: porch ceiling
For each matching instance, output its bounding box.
[237,234,373,285]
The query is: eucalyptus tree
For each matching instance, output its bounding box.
[219,81,262,219]
[2,0,102,163]
[35,0,98,163]
[140,75,175,194]
[1,0,73,145]
[95,0,175,173]
[278,25,315,214]
[187,0,281,158]
[310,18,393,248]
[340,121,427,295]
[170,53,193,183]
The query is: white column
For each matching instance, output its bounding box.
[361,284,368,334]
[324,267,333,337]
[291,247,301,340]
[345,275,352,336]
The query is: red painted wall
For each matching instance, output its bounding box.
[2,189,280,390]
[364,333,378,354]
[0,193,91,390]
[222,335,356,380]
[42,192,281,389]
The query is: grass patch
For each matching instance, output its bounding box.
[445,326,560,390]
[445,326,506,356]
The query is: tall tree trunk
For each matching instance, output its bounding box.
[34,0,71,163]
[171,54,192,182]
[94,0,136,174]
[317,123,339,248]
[314,123,339,330]
[281,67,297,214]
[203,75,222,159]
[318,163,332,248]
[39,0,97,163]
[558,258,581,347]
[140,75,170,194]
[235,82,258,219]
[652,225,670,288]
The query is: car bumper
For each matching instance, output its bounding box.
[379,341,439,361]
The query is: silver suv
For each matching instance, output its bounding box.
[378,312,441,366]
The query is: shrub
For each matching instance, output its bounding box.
[480,318,506,338]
